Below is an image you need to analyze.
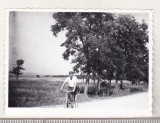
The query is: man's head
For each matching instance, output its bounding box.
[69,71,74,79]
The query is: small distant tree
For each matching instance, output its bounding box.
[10,59,25,80]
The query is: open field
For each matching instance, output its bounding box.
[9,77,148,107]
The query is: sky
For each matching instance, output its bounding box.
[9,11,149,75]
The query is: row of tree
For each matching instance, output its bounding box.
[51,12,148,93]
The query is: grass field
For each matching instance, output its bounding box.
[9,78,148,107]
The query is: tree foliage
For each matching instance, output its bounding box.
[51,12,149,92]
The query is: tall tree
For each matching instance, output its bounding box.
[51,12,115,93]
[115,16,149,85]
[90,15,149,89]
[10,59,25,80]
[106,15,147,84]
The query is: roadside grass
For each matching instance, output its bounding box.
[9,78,148,107]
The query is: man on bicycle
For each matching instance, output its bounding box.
[60,71,78,104]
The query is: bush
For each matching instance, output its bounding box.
[87,86,96,97]
[79,86,85,93]
[100,82,110,88]
[97,90,103,97]
[129,87,143,92]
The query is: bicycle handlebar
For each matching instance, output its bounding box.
[61,89,73,93]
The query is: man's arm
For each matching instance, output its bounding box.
[61,78,68,90]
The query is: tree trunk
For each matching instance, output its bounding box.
[93,77,96,86]
[132,80,134,85]
[108,79,111,96]
[115,79,119,93]
[16,74,18,80]
[97,76,101,91]
[136,80,138,85]
[109,79,111,86]
[84,73,90,95]
[84,84,88,95]
[83,73,84,83]
[120,80,123,89]
[114,71,120,93]
[84,50,90,95]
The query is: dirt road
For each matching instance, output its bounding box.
[77,92,149,109]
[47,92,149,109]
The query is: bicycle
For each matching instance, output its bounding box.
[62,89,78,108]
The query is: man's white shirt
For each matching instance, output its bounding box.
[64,76,78,87]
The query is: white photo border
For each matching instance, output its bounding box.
[5,9,153,118]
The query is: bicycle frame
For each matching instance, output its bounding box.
[63,90,78,108]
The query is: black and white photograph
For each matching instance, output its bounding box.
[6,9,152,117]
